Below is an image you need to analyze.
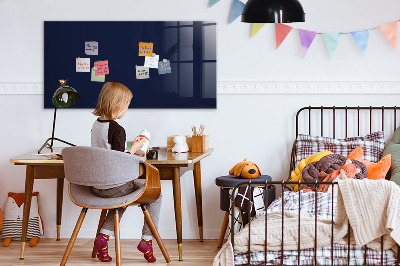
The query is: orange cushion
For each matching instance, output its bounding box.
[347,146,391,180]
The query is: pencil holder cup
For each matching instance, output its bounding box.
[191,135,209,153]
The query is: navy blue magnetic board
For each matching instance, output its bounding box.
[44,21,217,109]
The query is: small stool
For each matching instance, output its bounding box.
[215,175,275,248]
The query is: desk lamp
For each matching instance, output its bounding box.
[241,0,305,23]
[38,80,80,154]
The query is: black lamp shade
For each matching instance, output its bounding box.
[241,0,305,23]
[52,80,80,107]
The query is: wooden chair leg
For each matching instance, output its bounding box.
[141,205,171,263]
[60,208,88,266]
[217,211,230,248]
[114,210,121,266]
[91,209,108,258]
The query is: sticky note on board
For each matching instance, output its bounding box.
[76,58,90,72]
[91,67,105,82]
[144,54,159,69]
[138,42,154,57]
[136,66,150,79]
[94,60,109,76]
[85,41,98,55]
[158,60,172,75]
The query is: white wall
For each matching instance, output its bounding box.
[1,0,400,239]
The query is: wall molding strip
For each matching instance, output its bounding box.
[217,81,400,94]
[1,81,400,95]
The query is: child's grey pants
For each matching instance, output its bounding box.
[92,179,162,240]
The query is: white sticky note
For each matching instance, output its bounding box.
[85,41,98,55]
[144,54,159,69]
[76,58,90,72]
[136,66,150,79]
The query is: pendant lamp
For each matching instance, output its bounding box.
[38,80,80,154]
[241,0,305,23]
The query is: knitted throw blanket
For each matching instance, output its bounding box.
[335,178,400,251]
[213,211,341,266]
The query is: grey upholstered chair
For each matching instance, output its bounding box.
[60,146,171,265]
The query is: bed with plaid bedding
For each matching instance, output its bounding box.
[234,191,397,265]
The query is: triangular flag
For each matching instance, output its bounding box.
[251,23,266,38]
[298,29,317,58]
[229,0,245,24]
[378,21,397,50]
[209,0,220,7]
[275,23,293,49]
[351,29,370,55]
[323,33,341,58]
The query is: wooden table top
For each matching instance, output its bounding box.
[10,147,214,166]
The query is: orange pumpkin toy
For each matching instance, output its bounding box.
[229,159,261,179]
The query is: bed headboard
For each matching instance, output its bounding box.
[290,106,400,179]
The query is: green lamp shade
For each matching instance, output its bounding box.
[52,80,80,107]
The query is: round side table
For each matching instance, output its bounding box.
[215,175,275,248]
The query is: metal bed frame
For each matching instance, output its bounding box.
[230,106,400,266]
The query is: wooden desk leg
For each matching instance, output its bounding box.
[193,161,203,242]
[20,165,35,259]
[172,167,183,261]
[56,178,64,241]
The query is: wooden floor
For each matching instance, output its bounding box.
[0,239,221,265]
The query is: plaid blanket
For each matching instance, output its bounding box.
[235,244,397,265]
[234,191,397,265]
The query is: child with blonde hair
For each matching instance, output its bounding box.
[91,82,161,263]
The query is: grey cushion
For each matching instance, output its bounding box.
[69,180,145,208]
[382,126,400,184]
[62,146,145,188]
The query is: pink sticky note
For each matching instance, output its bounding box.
[94,60,109,76]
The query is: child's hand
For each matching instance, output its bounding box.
[128,137,147,154]
[134,148,149,157]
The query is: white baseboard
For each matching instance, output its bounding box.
[1,81,400,95]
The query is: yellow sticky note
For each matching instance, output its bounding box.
[138,42,154,56]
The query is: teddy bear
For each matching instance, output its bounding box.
[1,192,44,247]
[172,135,189,153]
[229,159,261,179]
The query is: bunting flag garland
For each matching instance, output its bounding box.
[378,21,398,50]
[209,0,220,7]
[275,23,293,49]
[251,23,266,38]
[298,29,317,58]
[208,4,400,57]
[323,33,341,58]
[351,29,370,55]
[229,0,245,24]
